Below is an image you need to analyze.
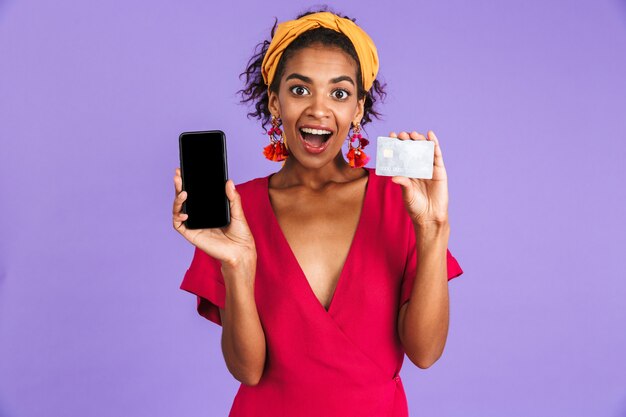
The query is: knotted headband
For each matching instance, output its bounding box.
[261,11,379,92]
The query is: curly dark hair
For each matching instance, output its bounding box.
[237,6,387,131]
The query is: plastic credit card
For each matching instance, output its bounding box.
[375,136,435,179]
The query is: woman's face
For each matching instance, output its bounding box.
[268,44,365,169]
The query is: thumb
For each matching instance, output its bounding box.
[225,180,246,221]
[391,176,410,187]
[391,176,414,204]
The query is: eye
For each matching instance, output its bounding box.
[331,89,350,100]
[290,85,310,96]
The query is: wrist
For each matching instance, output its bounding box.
[221,251,257,277]
[413,220,450,236]
[413,221,450,248]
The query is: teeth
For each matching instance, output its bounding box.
[301,127,332,135]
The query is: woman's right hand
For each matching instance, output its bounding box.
[172,168,256,267]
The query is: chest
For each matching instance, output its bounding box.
[268,180,367,310]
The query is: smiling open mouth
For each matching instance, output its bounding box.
[299,127,332,147]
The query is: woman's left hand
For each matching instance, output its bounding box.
[389,130,449,227]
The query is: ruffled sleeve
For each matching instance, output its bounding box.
[180,246,226,326]
[400,226,464,307]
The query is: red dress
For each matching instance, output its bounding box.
[180,167,463,417]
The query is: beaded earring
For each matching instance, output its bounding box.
[346,122,370,168]
[263,115,289,162]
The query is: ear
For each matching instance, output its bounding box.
[353,97,365,125]
[268,90,281,119]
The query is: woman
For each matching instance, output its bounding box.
[172,9,463,417]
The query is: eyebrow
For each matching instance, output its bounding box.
[285,73,355,86]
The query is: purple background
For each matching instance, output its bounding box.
[1,0,625,416]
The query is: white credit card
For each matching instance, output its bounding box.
[375,136,435,179]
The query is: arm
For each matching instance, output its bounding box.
[397,222,450,369]
[219,255,266,386]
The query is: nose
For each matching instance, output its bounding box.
[304,93,331,120]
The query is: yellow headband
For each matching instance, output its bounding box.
[261,12,379,92]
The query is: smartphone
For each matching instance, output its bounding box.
[178,130,230,229]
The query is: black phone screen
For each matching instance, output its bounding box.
[179,130,230,229]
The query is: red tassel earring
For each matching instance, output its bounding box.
[346,122,370,168]
[263,115,289,162]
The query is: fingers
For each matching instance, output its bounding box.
[173,168,186,213]
[174,168,183,196]
[173,168,188,230]
[398,131,410,140]
[410,131,427,140]
[172,191,188,229]
[427,130,445,167]
[389,131,427,141]
[173,189,187,216]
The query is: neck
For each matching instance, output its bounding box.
[271,152,366,190]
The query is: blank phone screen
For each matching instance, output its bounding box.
[179,131,229,229]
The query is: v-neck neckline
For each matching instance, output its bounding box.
[263,168,373,315]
